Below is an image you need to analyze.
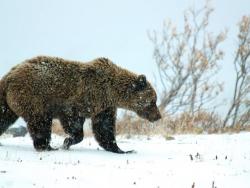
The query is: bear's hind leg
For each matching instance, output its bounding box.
[59,113,85,149]
[92,107,134,154]
[27,115,55,151]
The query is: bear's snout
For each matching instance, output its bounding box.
[137,104,162,122]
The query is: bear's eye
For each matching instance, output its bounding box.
[146,100,156,108]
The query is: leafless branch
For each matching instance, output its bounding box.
[223,15,250,127]
[149,1,226,117]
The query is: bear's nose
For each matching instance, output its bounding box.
[154,111,161,121]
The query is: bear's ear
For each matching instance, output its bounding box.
[131,74,147,91]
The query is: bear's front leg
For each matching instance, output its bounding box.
[59,113,85,149]
[27,115,56,151]
[92,107,134,154]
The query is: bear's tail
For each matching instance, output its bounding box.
[0,79,18,136]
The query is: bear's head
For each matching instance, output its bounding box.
[120,74,161,122]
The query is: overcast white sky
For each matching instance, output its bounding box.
[0,0,249,116]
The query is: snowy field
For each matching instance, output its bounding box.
[0,132,250,188]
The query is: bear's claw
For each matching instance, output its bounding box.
[63,138,71,150]
[111,148,136,154]
[124,150,137,154]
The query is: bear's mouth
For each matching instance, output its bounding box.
[137,105,161,122]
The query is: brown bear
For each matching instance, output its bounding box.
[0,56,161,153]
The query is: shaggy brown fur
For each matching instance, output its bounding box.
[0,56,161,153]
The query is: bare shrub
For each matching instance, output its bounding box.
[223,15,250,128]
[168,111,222,134]
[148,1,226,116]
[117,110,222,136]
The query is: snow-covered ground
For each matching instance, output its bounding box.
[0,133,250,188]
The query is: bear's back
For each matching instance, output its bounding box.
[4,56,88,100]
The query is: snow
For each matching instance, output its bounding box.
[0,133,250,188]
